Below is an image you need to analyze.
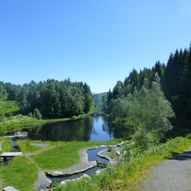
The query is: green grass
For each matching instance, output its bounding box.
[32,139,120,170]
[0,100,20,116]
[16,140,40,153]
[55,137,191,191]
[0,156,38,191]
[0,137,12,152]
[0,139,119,191]
[0,137,190,191]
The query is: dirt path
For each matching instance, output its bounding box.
[141,148,191,191]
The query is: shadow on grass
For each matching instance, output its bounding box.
[167,151,191,161]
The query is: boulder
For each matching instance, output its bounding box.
[83,174,91,178]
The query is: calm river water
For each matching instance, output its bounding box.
[26,116,121,141]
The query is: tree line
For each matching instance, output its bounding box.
[104,44,191,148]
[163,47,191,122]
[0,79,94,118]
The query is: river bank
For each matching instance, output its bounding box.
[0,113,92,135]
[0,139,120,191]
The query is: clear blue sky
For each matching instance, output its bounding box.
[0,0,191,93]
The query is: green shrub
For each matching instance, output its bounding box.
[33,108,42,119]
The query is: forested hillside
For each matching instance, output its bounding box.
[0,79,93,118]
[94,92,107,113]
[163,47,191,122]
[104,45,191,142]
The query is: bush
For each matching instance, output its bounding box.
[28,112,33,118]
[33,108,42,119]
[186,133,191,139]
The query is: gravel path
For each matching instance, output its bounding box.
[141,148,191,191]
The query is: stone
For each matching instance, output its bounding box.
[3,186,19,191]
[95,170,102,175]
[83,174,91,178]
[61,179,71,185]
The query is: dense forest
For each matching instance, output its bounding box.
[163,48,191,122]
[104,45,191,146]
[0,79,93,118]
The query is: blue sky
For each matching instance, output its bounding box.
[0,0,191,93]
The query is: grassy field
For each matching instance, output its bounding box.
[0,100,20,116]
[0,139,120,191]
[32,140,119,170]
[16,139,120,170]
[55,137,191,191]
[0,137,191,191]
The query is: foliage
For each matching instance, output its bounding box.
[33,108,42,119]
[2,79,94,118]
[163,46,191,122]
[0,100,20,116]
[94,92,107,114]
[107,73,174,147]
[0,82,7,100]
[104,44,191,135]
[103,62,165,111]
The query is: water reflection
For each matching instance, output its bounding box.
[27,116,115,142]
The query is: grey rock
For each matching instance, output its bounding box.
[3,186,19,191]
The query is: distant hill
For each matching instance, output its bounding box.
[94,92,107,113]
